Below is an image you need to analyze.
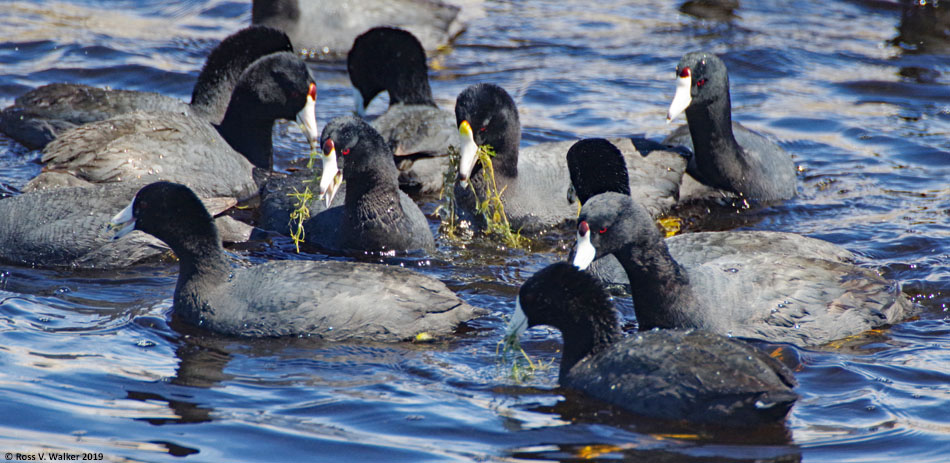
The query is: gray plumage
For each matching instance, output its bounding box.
[21,51,317,200]
[664,52,797,202]
[514,262,797,425]
[0,26,293,150]
[578,193,913,347]
[303,116,435,253]
[120,182,483,340]
[376,104,457,194]
[349,28,458,195]
[454,84,686,233]
[0,183,236,268]
[252,0,464,59]
[25,111,257,200]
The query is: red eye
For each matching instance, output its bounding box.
[599,227,607,234]
[341,148,350,156]
[678,66,691,78]
[479,127,487,132]
[697,78,706,87]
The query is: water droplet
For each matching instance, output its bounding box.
[136,340,156,348]
[56,287,70,294]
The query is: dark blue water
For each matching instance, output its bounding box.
[0,0,948,461]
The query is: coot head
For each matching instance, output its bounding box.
[667,51,730,123]
[454,83,521,185]
[566,138,631,205]
[573,193,660,270]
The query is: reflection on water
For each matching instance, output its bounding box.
[0,0,948,461]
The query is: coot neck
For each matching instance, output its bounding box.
[389,73,436,107]
[685,91,750,192]
[472,139,520,189]
[559,309,623,383]
[216,108,275,170]
[344,167,404,228]
[614,240,692,330]
[167,222,233,324]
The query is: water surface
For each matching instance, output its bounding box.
[0,0,948,461]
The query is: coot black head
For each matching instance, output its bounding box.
[566,138,631,205]
[573,192,660,269]
[454,83,521,181]
[510,262,622,379]
[218,51,318,169]
[320,115,396,184]
[667,51,731,122]
[111,181,217,257]
[348,27,434,111]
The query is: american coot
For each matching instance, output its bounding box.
[664,52,797,202]
[252,0,464,60]
[110,182,482,340]
[349,27,457,195]
[0,183,243,269]
[0,26,294,151]
[23,52,319,201]
[567,138,854,288]
[454,83,687,233]
[303,116,436,253]
[572,192,913,347]
[506,262,797,425]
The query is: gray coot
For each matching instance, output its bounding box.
[0,26,294,151]
[505,262,797,426]
[110,181,483,340]
[0,183,243,269]
[572,192,913,347]
[664,52,797,202]
[349,27,457,195]
[454,83,687,234]
[303,116,436,253]
[567,138,854,288]
[251,0,464,60]
[22,52,319,201]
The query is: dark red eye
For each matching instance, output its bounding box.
[578,221,589,235]
[479,127,487,132]
[599,227,607,234]
[696,78,706,87]
[678,66,691,78]
[341,148,350,156]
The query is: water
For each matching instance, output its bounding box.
[0,0,948,461]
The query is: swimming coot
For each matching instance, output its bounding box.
[566,138,854,288]
[252,0,464,60]
[0,26,294,151]
[110,181,484,340]
[572,192,912,347]
[23,52,319,201]
[302,116,436,253]
[664,52,797,202]
[349,27,457,195]
[506,262,797,425]
[454,83,687,233]
[0,183,241,269]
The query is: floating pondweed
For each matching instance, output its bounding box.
[497,334,548,383]
[437,123,527,249]
[287,143,342,252]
